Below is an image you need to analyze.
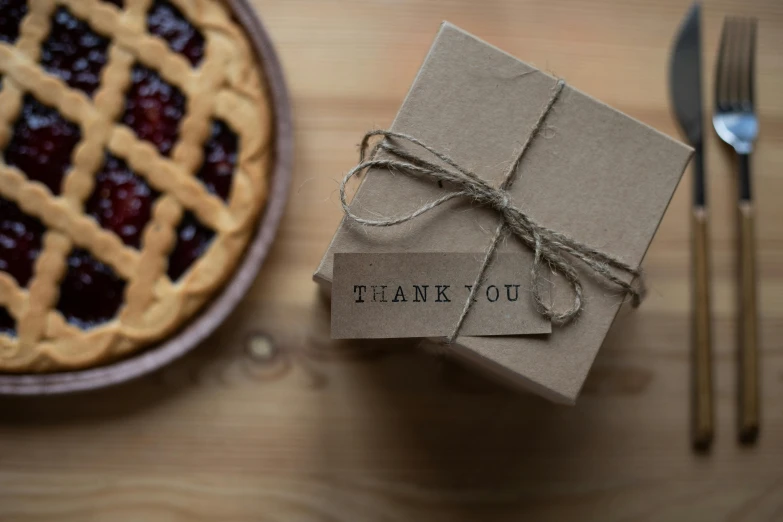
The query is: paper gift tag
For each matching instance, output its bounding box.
[331,253,551,338]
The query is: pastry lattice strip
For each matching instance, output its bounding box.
[0,0,271,370]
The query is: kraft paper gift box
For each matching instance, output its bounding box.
[314,22,692,404]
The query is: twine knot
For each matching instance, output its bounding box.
[339,79,645,342]
[495,191,511,212]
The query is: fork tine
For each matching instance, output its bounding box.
[736,18,749,109]
[733,17,758,111]
[745,18,753,108]
[729,17,743,110]
[748,17,758,108]
[715,17,730,110]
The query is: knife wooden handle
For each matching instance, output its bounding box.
[738,200,759,444]
[691,207,713,450]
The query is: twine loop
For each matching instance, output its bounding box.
[339,80,645,342]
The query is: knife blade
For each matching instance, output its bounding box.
[670,4,704,138]
[669,2,714,451]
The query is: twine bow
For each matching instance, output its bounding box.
[339,80,644,342]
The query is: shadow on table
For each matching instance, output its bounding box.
[0,350,213,425]
[0,301,265,425]
[300,300,662,520]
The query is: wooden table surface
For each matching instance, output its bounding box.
[2,0,782,520]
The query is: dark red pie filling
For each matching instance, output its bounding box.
[0,306,14,336]
[121,65,186,157]
[56,248,126,329]
[102,0,123,7]
[0,0,27,44]
[0,196,45,288]
[197,121,238,201]
[167,211,214,281]
[85,154,160,249]
[5,96,81,196]
[147,0,205,67]
[40,7,110,97]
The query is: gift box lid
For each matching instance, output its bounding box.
[315,22,691,404]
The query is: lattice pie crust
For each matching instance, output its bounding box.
[0,0,272,371]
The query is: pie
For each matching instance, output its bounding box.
[0,0,273,371]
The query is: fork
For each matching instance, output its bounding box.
[713,16,760,445]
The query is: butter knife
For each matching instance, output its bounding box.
[669,2,714,451]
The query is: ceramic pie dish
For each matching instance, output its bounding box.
[0,0,291,393]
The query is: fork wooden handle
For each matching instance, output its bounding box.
[692,207,713,450]
[738,197,759,444]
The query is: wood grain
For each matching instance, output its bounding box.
[691,207,714,450]
[2,0,783,520]
[737,202,760,444]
